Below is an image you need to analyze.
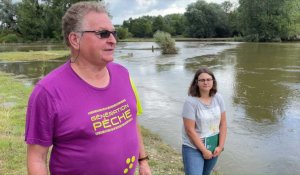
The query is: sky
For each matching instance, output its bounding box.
[106,0,239,25]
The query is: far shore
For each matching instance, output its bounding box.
[119,37,235,42]
[1,37,299,46]
[0,37,236,45]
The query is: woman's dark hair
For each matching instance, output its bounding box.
[188,67,217,97]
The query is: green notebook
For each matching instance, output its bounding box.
[205,134,219,152]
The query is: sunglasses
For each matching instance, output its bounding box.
[78,30,117,39]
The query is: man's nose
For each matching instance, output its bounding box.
[107,33,117,44]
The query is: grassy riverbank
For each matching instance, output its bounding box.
[0,50,69,61]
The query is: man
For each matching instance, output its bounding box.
[25,1,151,175]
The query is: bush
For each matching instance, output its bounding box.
[0,33,22,43]
[116,27,129,40]
[153,31,178,54]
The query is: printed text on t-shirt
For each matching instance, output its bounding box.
[88,99,133,135]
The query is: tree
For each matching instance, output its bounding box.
[238,0,299,41]
[184,0,230,38]
[152,15,165,33]
[128,16,153,37]
[42,0,101,40]
[15,0,102,41]
[164,14,186,36]
[0,0,18,31]
[116,26,129,39]
[16,0,47,40]
[221,1,233,14]
[221,1,242,37]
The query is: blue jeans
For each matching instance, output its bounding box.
[182,145,218,175]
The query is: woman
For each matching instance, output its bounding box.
[182,67,227,175]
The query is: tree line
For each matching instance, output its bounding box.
[0,0,101,42]
[0,0,299,43]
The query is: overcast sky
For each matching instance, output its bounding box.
[106,0,238,25]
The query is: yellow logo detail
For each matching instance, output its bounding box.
[123,156,136,174]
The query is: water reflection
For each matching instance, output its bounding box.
[0,59,66,84]
[234,43,300,123]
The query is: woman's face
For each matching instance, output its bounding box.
[197,73,213,92]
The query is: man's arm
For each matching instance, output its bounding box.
[27,144,49,175]
[137,123,152,175]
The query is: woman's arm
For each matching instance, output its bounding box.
[183,118,213,159]
[213,111,227,157]
[27,144,49,175]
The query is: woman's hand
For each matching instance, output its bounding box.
[202,149,213,159]
[213,146,223,157]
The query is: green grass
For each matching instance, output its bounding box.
[137,127,184,175]
[0,50,69,61]
[0,72,32,174]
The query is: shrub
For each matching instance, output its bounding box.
[116,27,129,40]
[153,31,178,54]
[0,34,22,43]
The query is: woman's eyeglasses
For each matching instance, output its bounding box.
[198,78,213,83]
[78,30,117,39]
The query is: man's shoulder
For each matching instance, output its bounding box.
[108,62,128,73]
[38,62,69,87]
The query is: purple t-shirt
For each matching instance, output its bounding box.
[25,61,139,175]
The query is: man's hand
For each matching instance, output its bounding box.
[138,160,151,175]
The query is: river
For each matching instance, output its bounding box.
[0,41,299,175]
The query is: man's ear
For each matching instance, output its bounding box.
[68,32,81,50]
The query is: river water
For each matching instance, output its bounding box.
[0,42,299,175]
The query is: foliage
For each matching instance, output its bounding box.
[122,14,186,38]
[16,0,47,41]
[227,8,241,37]
[164,14,186,36]
[297,13,300,34]
[221,1,233,14]
[0,0,17,31]
[2,0,101,41]
[152,15,165,33]
[153,31,177,54]
[0,33,21,43]
[127,16,153,37]
[1,0,299,42]
[238,0,300,41]
[184,0,231,38]
[116,26,129,39]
